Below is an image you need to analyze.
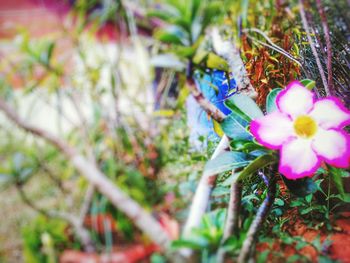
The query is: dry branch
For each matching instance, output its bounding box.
[0,98,171,250]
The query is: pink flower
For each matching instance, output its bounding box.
[250,81,350,180]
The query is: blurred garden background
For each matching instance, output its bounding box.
[0,0,350,262]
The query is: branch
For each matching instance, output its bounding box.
[237,171,277,263]
[211,28,257,99]
[222,179,242,240]
[216,178,242,263]
[0,98,171,250]
[186,78,226,123]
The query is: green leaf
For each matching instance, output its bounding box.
[225,94,264,120]
[171,239,206,250]
[230,140,269,155]
[281,176,318,197]
[237,154,276,181]
[147,10,177,23]
[274,198,285,206]
[220,112,252,140]
[266,88,282,113]
[155,30,182,45]
[222,154,276,185]
[172,46,196,58]
[202,1,223,29]
[206,53,229,71]
[329,166,350,202]
[203,152,251,178]
[193,49,209,65]
[300,79,316,90]
[224,100,251,122]
[155,26,190,46]
[191,0,201,20]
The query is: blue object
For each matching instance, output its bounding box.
[187,69,237,148]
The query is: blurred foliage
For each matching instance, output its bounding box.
[22,216,69,263]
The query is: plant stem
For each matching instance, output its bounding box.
[216,178,242,263]
[237,172,277,263]
[224,179,242,240]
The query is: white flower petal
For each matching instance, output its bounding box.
[309,97,350,129]
[312,128,350,168]
[276,81,315,119]
[279,138,321,179]
[250,112,295,150]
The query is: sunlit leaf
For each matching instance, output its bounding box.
[300,79,316,90]
[206,53,229,71]
[225,94,263,120]
[203,151,251,178]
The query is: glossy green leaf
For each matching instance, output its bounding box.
[266,88,282,113]
[300,79,316,90]
[222,154,276,185]
[329,166,350,202]
[206,53,229,71]
[203,151,251,178]
[220,112,252,140]
[237,154,276,181]
[225,94,264,120]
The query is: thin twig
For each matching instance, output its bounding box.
[243,28,303,67]
[16,184,95,252]
[237,172,277,263]
[79,183,95,225]
[315,0,334,94]
[299,0,330,96]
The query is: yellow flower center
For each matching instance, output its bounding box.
[294,115,317,138]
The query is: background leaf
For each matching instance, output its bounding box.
[266,88,282,113]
